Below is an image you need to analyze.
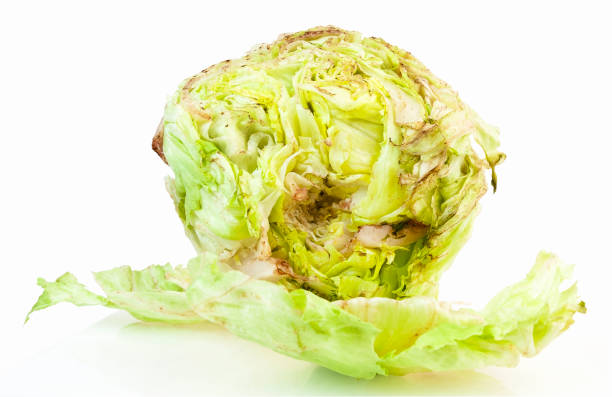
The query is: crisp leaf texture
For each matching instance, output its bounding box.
[28,252,584,378]
[26,273,111,323]
[28,27,584,379]
[160,26,503,299]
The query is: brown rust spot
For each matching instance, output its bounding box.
[370,36,419,65]
[279,26,346,46]
[274,258,309,281]
[180,94,212,121]
[179,74,213,122]
[152,118,167,164]
[292,187,309,202]
[338,198,351,211]
[315,86,334,96]
[386,220,429,246]
[182,73,201,92]
[335,300,348,310]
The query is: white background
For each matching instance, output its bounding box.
[1,1,610,396]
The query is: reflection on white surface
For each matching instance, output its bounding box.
[118,320,509,395]
[3,312,608,396]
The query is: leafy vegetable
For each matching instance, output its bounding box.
[29,26,584,378]
[160,27,506,299]
[28,252,584,378]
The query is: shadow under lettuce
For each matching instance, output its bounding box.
[109,314,510,396]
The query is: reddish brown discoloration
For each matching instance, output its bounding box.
[338,198,352,211]
[355,225,393,248]
[152,118,167,164]
[280,26,345,45]
[180,94,212,122]
[153,26,347,167]
[179,71,214,122]
[274,258,309,281]
[386,220,428,246]
[292,187,309,202]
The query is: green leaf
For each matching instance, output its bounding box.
[28,252,584,378]
[25,273,110,323]
[339,251,585,374]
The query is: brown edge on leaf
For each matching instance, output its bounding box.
[279,26,346,45]
[274,258,310,281]
[152,118,167,164]
[151,26,346,167]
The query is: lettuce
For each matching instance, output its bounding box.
[158,27,507,299]
[28,252,584,378]
[29,26,583,378]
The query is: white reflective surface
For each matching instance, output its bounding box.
[3,312,608,396]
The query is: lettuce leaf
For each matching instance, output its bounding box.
[28,252,584,379]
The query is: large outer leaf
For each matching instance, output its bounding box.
[28,252,584,379]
